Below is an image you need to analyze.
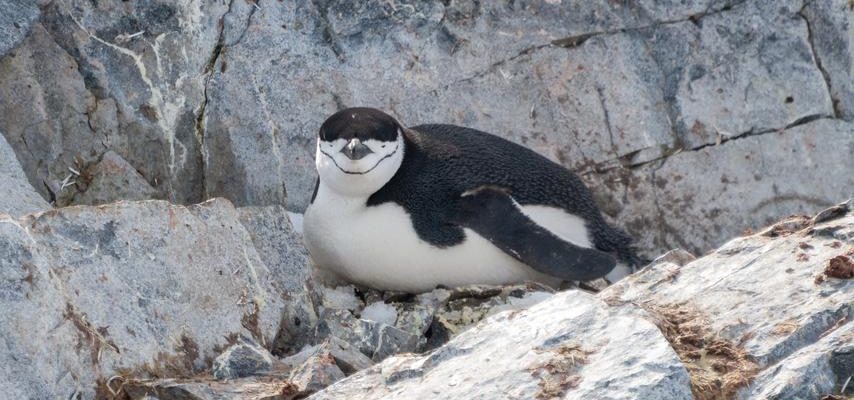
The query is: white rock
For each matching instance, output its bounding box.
[361,302,398,326]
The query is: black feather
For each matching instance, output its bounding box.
[367,124,641,266]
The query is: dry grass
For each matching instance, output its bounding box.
[529,343,593,399]
[644,303,759,400]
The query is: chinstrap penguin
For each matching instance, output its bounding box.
[303,107,642,293]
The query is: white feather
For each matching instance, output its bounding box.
[304,182,561,293]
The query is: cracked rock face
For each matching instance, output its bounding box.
[1,0,852,258]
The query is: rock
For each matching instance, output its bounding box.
[745,322,853,399]
[0,199,288,398]
[313,291,693,399]
[424,284,554,350]
[321,337,375,375]
[237,205,317,356]
[0,1,229,205]
[801,0,854,121]
[315,309,420,362]
[124,377,298,400]
[289,353,345,395]
[673,1,833,148]
[319,285,362,312]
[597,118,854,259]
[0,131,50,216]
[0,0,39,57]
[212,338,275,380]
[648,249,697,268]
[70,151,161,205]
[603,199,854,398]
[202,1,328,211]
[361,302,398,326]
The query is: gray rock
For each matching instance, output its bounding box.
[674,1,834,148]
[315,309,419,362]
[361,302,398,326]
[0,199,287,398]
[70,151,161,205]
[124,377,299,400]
[603,200,854,397]
[801,0,854,121]
[283,336,375,378]
[0,132,50,216]
[596,118,854,259]
[321,337,375,375]
[237,205,317,356]
[289,353,346,395]
[236,205,312,296]
[744,322,853,399]
[0,0,230,205]
[0,0,39,57]
[212,338,275,380]
[313,291,693,399]
[203,1,333,211]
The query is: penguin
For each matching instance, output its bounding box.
[303,107,642,293]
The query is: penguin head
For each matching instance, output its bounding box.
[315,107,405,197]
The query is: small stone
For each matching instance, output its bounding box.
[321,337,375,375]
[289,353,346,395]
[212,338,275,380]
[320,286,362,312]
[361,302,398,326]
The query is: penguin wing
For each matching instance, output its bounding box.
[451,185,616,281]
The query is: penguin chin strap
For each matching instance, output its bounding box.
[315,135,406,199]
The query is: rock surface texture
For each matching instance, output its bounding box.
[0,132,50,217]
[0,198,302,399]
[1,0,852,258]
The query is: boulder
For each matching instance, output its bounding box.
[0,131,50,216]
[0,199,288,398]
[603,200,854,398]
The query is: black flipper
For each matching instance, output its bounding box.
[452,186,616,281]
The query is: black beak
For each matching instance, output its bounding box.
[340,138,373,160]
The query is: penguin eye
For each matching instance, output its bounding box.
[381,144,386,148]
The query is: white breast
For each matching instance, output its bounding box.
[303,184,582,292]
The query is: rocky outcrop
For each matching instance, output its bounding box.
[1,0,851,258]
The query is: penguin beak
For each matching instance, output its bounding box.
[341,138,373,160]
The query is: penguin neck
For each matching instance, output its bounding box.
[314,180,372,213]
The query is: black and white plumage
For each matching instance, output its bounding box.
[304,107,641,293]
